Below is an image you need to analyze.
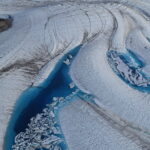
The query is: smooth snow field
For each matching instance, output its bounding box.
[0,0,150,150]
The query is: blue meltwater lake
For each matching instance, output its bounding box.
[4,45,94,150]
[107,49,150,93]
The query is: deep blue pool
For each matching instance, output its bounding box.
[4,45,83,150]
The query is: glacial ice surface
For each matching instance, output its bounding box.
[1,0,150,150]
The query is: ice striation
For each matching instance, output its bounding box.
[1,0,150,150]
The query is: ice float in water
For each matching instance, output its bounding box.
[0,0,150,150]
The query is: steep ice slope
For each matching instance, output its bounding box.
[0,0,150,150]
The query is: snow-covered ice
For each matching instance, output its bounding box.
[0,0,150,150]
[60,99,141,150]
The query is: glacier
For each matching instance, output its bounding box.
[0,0,150,150]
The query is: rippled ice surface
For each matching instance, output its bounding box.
[1,0,150,150]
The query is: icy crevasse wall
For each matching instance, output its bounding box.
[0,0,150,150]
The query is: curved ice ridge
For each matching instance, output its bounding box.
[1,0,150,150]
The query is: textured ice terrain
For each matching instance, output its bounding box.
[1,0,150,150]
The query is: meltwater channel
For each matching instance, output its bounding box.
[4,45,94,150]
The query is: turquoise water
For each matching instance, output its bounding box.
[107,49,150,93]
[4,45,87,150]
